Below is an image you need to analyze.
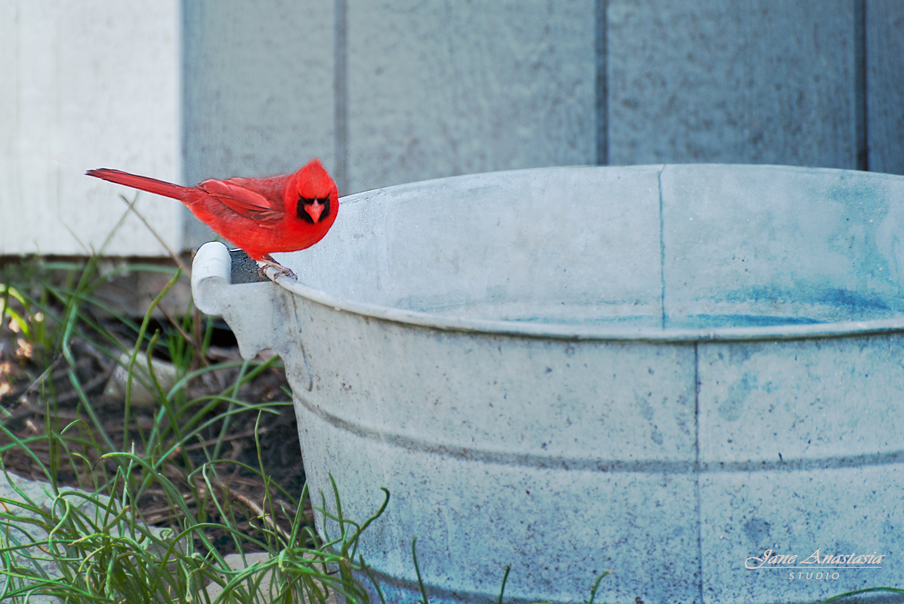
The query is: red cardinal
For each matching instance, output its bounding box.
[86,159,338,279]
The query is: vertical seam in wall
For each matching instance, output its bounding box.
[694,342,703,604]
[174,0,185,251]
[595,0,608,165]
[854,0,868,171]
[178,0,185,185]
[334,0,349,193]
[658,166,666,329]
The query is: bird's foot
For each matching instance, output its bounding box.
[257,255,297,280]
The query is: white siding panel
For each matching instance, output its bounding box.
[0,0,181,256]
[608,0,859,168]
[346,0,596,194]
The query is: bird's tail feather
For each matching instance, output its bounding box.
[86,168,191,200]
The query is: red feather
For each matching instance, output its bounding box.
[87,159,338,277]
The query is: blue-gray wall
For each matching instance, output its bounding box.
[182,0,904,247]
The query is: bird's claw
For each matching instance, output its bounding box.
[257,257,297,281]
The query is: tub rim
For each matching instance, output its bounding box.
[272,274,904,342]
[271,164,904,343]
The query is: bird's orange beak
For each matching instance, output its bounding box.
[304,200,325,223]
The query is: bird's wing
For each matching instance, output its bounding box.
[198,178,285,224]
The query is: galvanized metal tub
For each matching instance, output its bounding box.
[192,164,904,604]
